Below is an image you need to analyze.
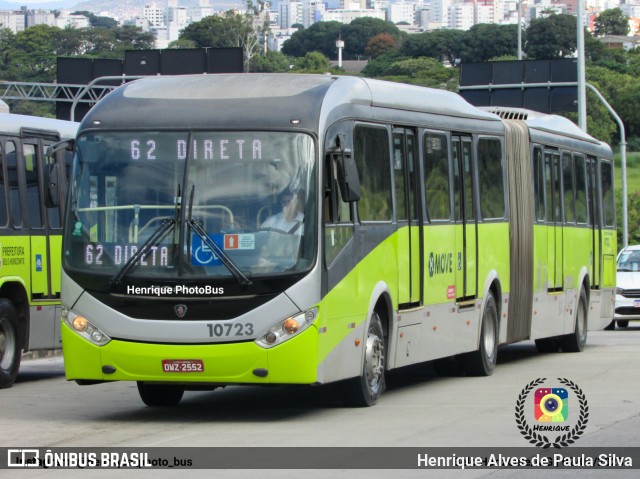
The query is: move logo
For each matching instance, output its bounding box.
[428,252,454,277]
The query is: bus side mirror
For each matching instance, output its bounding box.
[44,139,74,208]
[331,134,360,203]
[44,162,60,208]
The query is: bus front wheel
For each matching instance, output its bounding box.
[137,382,184,407]
[0,299,21,389]
[343,311,386,407]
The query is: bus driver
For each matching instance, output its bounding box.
[261,188,304,235]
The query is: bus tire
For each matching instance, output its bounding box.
[617,320,629,328]
[343,311,386,407]
[460,294,498,376]
[137,382,184,407]
[560,289,588,353]
[0,299,21,389]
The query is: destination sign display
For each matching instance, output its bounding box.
[128,137,264,162]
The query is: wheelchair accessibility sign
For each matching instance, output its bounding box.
[191,233,223,266]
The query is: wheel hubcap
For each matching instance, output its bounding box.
[364,330,384,392]
[483,311,496,360]
[0,319,16,370]
[577,299,586,340]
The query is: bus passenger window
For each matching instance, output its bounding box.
[601,161,615,227]
[574,155,588,224]
[562,152,575,224]
[354,125,391,222]
[5,141,22,228]
[532,146,545,222]
[477,138,505,219]
[23,143,43,229]
[424,132,450,220]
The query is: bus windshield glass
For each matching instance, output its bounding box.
[63,131,316,281]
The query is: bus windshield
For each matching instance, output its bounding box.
[63,131,316,282]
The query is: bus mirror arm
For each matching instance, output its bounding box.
[332,144,360,203]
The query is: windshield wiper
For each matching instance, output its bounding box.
[187,185,252,286]
[110,217,176,287]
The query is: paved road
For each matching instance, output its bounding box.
[2,328,640,478]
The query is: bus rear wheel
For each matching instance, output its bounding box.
[137,382,184,407]
[560,289,588,352]
[0,299,21,389]
[343,311,386,407]
[459,294,498,376]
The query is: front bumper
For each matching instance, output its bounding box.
[61,321,319,385]
[614,295,640,321]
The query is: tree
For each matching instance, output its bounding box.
[525,14,577,59]
[1,25,64,82]
[365,33,397,59]
[250,50,291,72]
[178,2,270,71]
[293,51,331,72]
[341,17,401,59]
[73,11,119,29]
[281,21,343,58]
[401,29,465,65]
[114,25,155,50]
[361,51,404,77]
[168,38,197,49]
[594,8,630,37]
[362,55,458,90]
[461,24,519,63]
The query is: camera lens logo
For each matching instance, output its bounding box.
[534,387,568,422]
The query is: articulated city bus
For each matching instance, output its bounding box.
[58,74,616,406]
[0,108,78,388]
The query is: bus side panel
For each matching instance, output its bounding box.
[316,229,398,383]
[29,235,48,297]
[562,226,592,333]
[599,228,617,325]
[476,222,510,312]
[49,234,62,296]
[423,224,457,306]
[531,224,564,339]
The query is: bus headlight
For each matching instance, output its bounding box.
[255,308,318,349]
[62,308,111,346]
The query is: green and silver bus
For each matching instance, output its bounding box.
[58,74,616,406]
[0,109,78,388]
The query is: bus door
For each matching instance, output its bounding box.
[545,151,563,291]
[393,128,422,307]
[23,139,56,300]
[452,136,477,302]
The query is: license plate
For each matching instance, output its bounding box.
[634,300,640,308]
[162,359,204,373]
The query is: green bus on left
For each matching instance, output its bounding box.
[0,103,78,388]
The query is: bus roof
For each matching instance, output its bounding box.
[81,74,501,132]
[0,112,79,140]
